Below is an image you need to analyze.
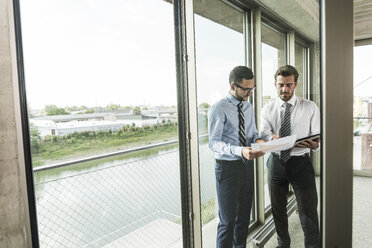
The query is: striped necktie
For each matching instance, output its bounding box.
[280,103,292,162]
[238,102,248,163]
[238,101,247,147]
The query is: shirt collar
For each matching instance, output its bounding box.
[227,92,243,106]
[278,94,297,107]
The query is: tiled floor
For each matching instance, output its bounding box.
[253,176,372,248]
[202,176,372,248]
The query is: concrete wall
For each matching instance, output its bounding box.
[0,0,31,247]
[354,0,372,41]
[258,0,319,41]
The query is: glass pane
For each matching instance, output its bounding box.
[353,45,372,172]
[295,42,307,98]
[259,2,320,247]
[21,0,183,247]
[261,22,287,210]
[193,0,246,247]
[353,44,372,248]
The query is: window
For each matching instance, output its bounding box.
[294,41,309,98]
[193,0,248,246]
[353,45,372,172]
[21,0,182,246]
[261,22,287,209]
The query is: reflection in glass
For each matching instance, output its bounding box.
[261,22,287,209]
[193,0,245,246]
[295,42,308,98]
[353,45,372,172]
[353,44,372,248]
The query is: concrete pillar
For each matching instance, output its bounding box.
[0,0,32,247]
[322,0,353,247]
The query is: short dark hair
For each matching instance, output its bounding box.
[229,66,254,85]
[274,65,299,82]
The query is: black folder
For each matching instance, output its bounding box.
[294,133,320,145]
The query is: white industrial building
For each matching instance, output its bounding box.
[29,119,128,138]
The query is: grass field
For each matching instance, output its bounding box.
[32,124,178,166]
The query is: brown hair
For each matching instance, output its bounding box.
[229,66,254,85]
[274,65,299,82]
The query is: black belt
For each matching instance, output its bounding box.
[272,153,309,160]
[215,159,245,165]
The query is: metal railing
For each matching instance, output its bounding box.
[33,139,179,173]
[34,134,209,173]
[33,134,216,248]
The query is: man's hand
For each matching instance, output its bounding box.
[272,134,280,140]
[255,138,266,143]
[295,139,319,149]
[242,147,265,160]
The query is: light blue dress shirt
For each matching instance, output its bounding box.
[208,93,259,161]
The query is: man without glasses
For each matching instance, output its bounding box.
[261,65,320,248]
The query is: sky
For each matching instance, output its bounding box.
[194,13,245,105]
[354,45,372,97]
[21,0,177,109]
[20,0,371,110]
[19,0,280,110]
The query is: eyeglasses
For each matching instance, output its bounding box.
[234,83,255,93]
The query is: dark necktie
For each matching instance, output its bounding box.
[238,102,247,147]
[238,102,248,163]
[280,103,292,162]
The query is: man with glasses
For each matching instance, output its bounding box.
[208,65,265,248]
[260,65,320,248]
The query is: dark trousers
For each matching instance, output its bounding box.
[215,159,254,248]
[267,153,320,248]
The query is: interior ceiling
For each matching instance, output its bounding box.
[166,0,372,45]
[256,0,372,44]
[354,0,372,42]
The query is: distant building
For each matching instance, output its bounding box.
[30,112,161,139]
[30,119,127,138]
[361,100,372,170]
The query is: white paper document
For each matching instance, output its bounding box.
[251,135,297,153]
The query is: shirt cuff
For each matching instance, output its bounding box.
[233,146,243,158]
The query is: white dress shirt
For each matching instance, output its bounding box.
[260,95,320,156]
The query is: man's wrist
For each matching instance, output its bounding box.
[235,146,243,158]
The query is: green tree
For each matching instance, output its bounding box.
[199,102,210,109]
[132,106,141,115]
[45,105,70,116]
[107,104,119,111]
[84,108,95,114]
[79,105,88,110]
[29,123,41,153]
[65,105,78,112]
